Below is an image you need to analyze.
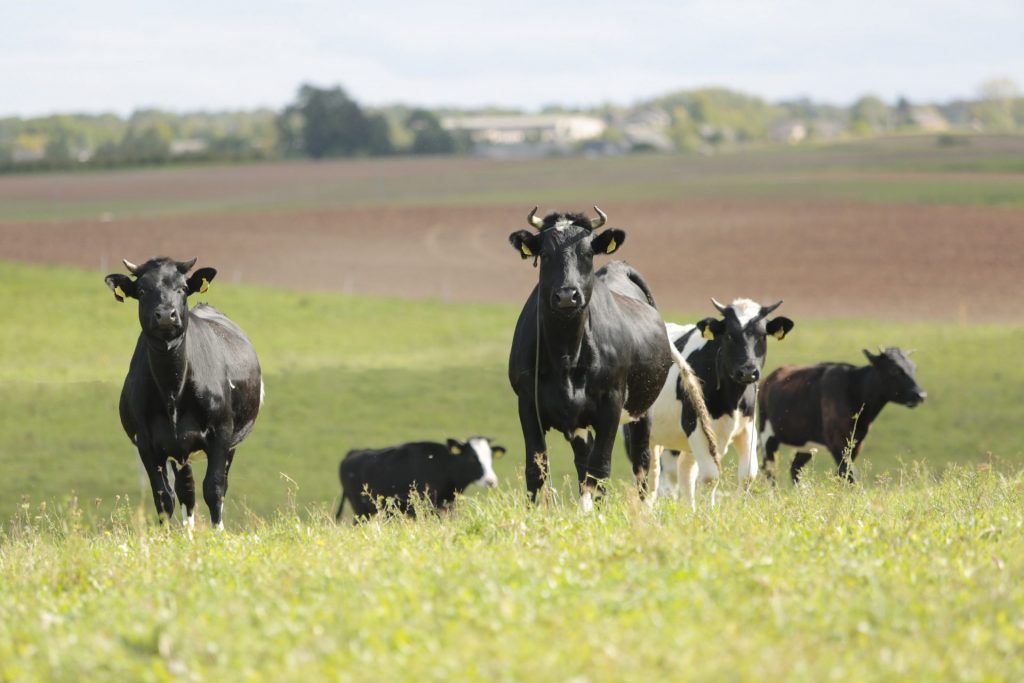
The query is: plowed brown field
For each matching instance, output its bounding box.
[2,154,1022,321]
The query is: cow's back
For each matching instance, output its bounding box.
[760,363,850,446]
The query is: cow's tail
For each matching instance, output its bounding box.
[668,341,722,476]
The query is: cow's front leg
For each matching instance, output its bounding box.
[580,401,622,513]
[170,460,196,530]
[568,428,594,491]
[203,443,233,531]
[732,418,758,489]
[140,447,175,523]
[518,393,548,502]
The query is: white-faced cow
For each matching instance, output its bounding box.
[759,347,926,484]
[104,257,263,530]
[336,437,504,520]
[629,298,794,510]
[507,207,717,511]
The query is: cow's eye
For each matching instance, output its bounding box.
[137,288,146,297]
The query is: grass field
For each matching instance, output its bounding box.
[2,470,1022,681]
[2,260,1022,523]
[3,136,1024,681]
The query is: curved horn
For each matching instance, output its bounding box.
[177,257,198,274]
[590,206,607,230]
[527,206,544,230]
[122,259,139,274]
[760,300,783,317]
[711,298,728,315]
[878,344,887,354]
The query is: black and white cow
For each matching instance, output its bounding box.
[508,207,717,510]
[104,257,263,530]
[759,347,927,484]
[629,298,794,509]
[336,437,504,520]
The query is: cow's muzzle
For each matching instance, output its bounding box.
[552,287,584,312]
[905,390,927,407]
[732,366,761,384]
[151,308,183,337]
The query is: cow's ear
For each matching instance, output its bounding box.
[591,228,626,255]
[446,438,463,455]
[863,348,878,363]
[186,267,217,295]
[766,317,795,340]
[696,317,724,341]
[509,230,542,259]
[492,445,506,459]
[104,274,136,303]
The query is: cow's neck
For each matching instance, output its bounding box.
[144,330,190,428]
[855,366,888,424]
[540,304,590,370]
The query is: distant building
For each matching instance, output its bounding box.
[910,108,949,132]
[170,138,209,156]
[769,120,808,144]
[441,114,606,157]
[621,109,674,151]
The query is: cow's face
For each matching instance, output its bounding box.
[864,347,927,407]
[509,207,624,317]
[696,299,794,384]
[447,437,504,488]
[104,257,217,342]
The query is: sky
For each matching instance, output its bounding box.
[2,0,1022,117]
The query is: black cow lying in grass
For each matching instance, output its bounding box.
[104,257,263,530]
[759,347,927,484]
[336,437,504,520]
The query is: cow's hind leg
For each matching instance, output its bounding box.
[568,429,594,492]
[203,445,234,531]
[790,451,813,484]
[625,414,655,501]
[170,461,196,530]
[677,450,699,512]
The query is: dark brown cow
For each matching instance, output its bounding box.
[758,347,926,483]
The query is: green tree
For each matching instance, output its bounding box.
[405,109,456,154]
[850,95,892,135]
[281,84,391,158]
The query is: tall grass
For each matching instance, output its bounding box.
[1,467,1021,681]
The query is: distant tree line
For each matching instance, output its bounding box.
[2,79,1022,173]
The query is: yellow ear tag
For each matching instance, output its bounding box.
[702,327,715,341]
[199,278,210,294]
[114,285,126,302]
[606,238,617,253]
[450,445,461,455]
[521,244,533,257]
[772,328,786,340]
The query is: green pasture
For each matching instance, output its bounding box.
[1,134,1024,223]
[1,470,1022,681]
[1,260,1022,523]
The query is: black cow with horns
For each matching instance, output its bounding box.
[104,257,263,531]
[507,206,717,510]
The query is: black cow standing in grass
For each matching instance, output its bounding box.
[336,437,504,521]
[507,206,716,510]
[759,347,927,484]
[104,257,263,530]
